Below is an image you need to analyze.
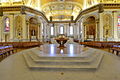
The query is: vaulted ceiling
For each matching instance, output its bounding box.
[41,0,83,21]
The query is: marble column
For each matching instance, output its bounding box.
[39,23,42,42]
[67,23,70,37]
[0,16,2,42]
[26,21,29,40]
[77,22,80,40]
[95,19,99,41]
[73,23,77,39]
[9,15,14,42]
[22,14,27,41]
[54,24,57,37]
[99,13,104,41]
[113,11,118,41]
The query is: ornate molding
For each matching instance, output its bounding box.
[0,6,48,22]
[75,3,120,22]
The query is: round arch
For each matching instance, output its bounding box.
[83,16,96,41]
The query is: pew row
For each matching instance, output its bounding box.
[80,41,120,48]
[0,42,43,48]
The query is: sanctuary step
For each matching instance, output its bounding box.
[28,51,98,63]
[23,48,104,70]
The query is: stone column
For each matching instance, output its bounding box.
[22,14,27,41]
[37,23,40,40]
[113,11,118,41]
[79,21,82,41]
[9,15,14,42]
[99,13,104,41]
[84,25,87,41]
[73,23,76,39]
[43,23,47,42]
[67,23,70,37]
[54,24,57,37]
[26,21,29,40]
[0,16,2,42]
[77,22,80,39]
[39,23,42,42]
[95,19,99,41]
[47,24,51,39]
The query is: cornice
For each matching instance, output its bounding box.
[75,3,120,22]
[0,6,49,22]
[1,3,120,23]
[49,21,75,24]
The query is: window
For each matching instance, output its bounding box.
[70,26,73,35]
[4,17,10,32]
[60,26,64,34]
[51,26,54,35]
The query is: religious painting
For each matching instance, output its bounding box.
[4,17,10,32]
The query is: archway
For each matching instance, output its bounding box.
[84,16,96,41]
[29,17,39,41]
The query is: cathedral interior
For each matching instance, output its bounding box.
[1,0,120,80]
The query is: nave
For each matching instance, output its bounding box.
[0,43,120,80]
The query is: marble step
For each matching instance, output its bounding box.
[28,52,99,64]
[29,52,98,61]
[23,53,103,70]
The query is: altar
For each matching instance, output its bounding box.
[55,35,69,48]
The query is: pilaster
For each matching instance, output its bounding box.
[99,13,104,41]
[113,11,119,41]
[22,14,27,41]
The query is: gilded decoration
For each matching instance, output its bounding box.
[15,16,22,39]
[103,14,112,39]
[41,1,82,21]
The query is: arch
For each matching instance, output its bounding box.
[82,14,97,22]
[29,17,39,41]
[83,16,96,41]
[1,16,10,42]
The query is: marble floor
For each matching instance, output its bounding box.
[1,43,120,80]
